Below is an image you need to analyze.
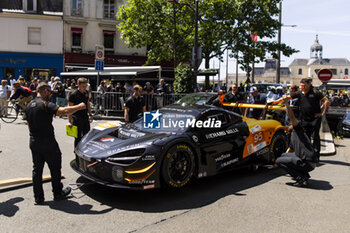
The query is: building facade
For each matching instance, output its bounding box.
[289,35,350,86]
[0,0,64,81]
[63,0,147,71]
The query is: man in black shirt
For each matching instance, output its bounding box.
[224,84,245,114]
[275,95,318,187]
[125,85,146,123]
[26,82,86,204]
[290,78,329,158]
[68,78,93,148]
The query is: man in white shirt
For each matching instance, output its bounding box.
[0,80,11,117]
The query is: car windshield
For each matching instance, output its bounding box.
[175,93,216,105]
[132,111,198,133]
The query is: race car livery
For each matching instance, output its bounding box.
[71,104,288,190]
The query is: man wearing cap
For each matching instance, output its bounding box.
[248,86,266,119]
[26,82,86,204]
[143,82,154,111]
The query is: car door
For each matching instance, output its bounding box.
[191,110,247,171]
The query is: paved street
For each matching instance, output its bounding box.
[1,118,350,233]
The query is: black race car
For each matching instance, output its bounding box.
[71,104,288,190]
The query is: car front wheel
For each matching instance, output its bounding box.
[161,144,196,189]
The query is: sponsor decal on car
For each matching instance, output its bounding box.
[128,180,155,184]
[100,137,115,142]
[142,155,156,161]
[192,135,199,142]
[250,124,262,134]
[143,184,156,190]
[205,128,239,139]
[215,153,231,162]
[255,141,267,151]
[198,172,207,178]
[221,158,239,167]
[256,147,270,156]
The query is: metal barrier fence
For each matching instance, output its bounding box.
[65,90,187,115]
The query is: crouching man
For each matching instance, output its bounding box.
[275,95,319,187]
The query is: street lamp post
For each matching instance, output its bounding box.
[276,2,296,84]
[276,1,282,84]
[193,0,199,91]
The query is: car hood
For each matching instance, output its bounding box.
[77,126,169,159]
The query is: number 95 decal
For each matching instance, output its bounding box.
[253,131,264,144]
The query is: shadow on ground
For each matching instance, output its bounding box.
[0,197,24,217]
[74,167,293,213]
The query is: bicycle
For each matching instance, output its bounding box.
[0,101,23,123]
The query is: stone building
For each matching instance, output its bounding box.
[289,35,350,86]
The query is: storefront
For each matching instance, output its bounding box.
[0,52,63,81]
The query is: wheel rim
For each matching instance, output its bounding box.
[273,138,286,158]
[1,106,18,123]
[168,150,192,183]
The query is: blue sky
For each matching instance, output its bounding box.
[200,0,350,81]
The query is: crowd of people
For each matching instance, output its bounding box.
[222,78,330,187]
[0,73,335,203]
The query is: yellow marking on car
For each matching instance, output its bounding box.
[177,145,188,149]
[124,162,156,174]
[222,102,287,111]
[94,121,121,131]
[124,169,156,182]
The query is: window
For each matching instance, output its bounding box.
[71,28,83,52]
[298,68,302,75]
[345,68,349,75]
[104,30,115,54]
[72,0,82,16]
[28,27,41,45]
[25,0,36,12]
[104,0,115,19]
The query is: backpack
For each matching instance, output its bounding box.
[22,86,33,94]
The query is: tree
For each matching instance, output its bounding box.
[117,0,298,88]
[173,63,193,93]
[117,0,193,65]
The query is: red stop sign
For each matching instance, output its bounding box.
[318,69,333,82]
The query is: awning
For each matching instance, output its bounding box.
[71,28,83,34]
[61,66,162,78]
[103,30,116,35]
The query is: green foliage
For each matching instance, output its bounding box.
[173,63,193,93]
[118,0,298,81]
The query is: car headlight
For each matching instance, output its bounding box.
[105,148,146,165]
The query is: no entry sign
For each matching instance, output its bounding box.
[317,69,333,82]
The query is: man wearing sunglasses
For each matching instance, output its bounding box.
[25,82,86,205]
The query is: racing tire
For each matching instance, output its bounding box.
[161,144,196,189]
[269,131,288,163]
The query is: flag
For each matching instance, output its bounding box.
[251,34,258,42]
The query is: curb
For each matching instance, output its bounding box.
[320,116,336,156]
